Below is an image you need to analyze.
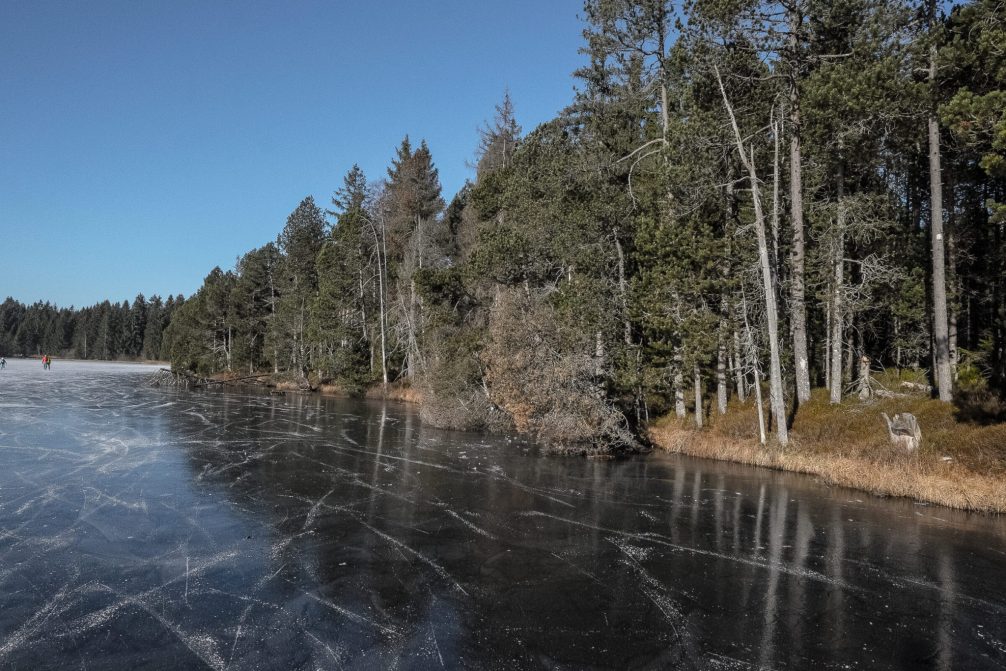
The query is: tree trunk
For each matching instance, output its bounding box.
[743,293,767,445]
[406,278,418,379]
[694,363,703,429]
[614,233,632,345]
[674,350,686,418]
[846,323,856,384]
[949,298,958,377]
[753,366,766,445]
[771,116,781,274]
[732,329,747,402]
[359,268,368,341]
[297,299,305,372]
[372,217,389,388]
[830,163,845,404]
[269,272,279,374]
[825,305,832,392]
[947,175,959,377]
[718,69,788,445]
[858,356,872,400]
[717,337,728,414]
[788,8,811,405]
[929,0,953,402]
[752,146,789,446]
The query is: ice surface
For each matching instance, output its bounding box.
[0,359,1003,669]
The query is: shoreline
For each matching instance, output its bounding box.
[12,356,168,366]
[180,369,1004,514]
[648,395,1006,514]
[198,370,422,405]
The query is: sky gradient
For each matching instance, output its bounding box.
[1,0,586,307]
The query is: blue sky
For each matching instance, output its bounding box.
[0,0,586,307]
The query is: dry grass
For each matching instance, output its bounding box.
[274,380,310,392]
[365,382,423,404]
[317,384,351,396]
[650,387,1006,513]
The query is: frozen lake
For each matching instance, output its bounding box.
[0,359,1003,669]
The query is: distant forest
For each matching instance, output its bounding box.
[0,295,184,361]
[16,0,1006,452]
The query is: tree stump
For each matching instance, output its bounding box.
[882,412,922,451]
[858,355,873,400]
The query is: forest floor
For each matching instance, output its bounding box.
[649,378,1006,514]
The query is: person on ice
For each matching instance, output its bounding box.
[0,357,5,369]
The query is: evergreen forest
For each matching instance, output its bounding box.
[115,0,1004,451]
[0,295,183,362]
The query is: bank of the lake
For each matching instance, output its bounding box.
[190,369,1006,512]
[199,369,424,404]
[20,356,169,366]
[650,389,1006,514]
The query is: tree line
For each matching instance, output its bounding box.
[0,294,184,361]
[164,0,1003,451]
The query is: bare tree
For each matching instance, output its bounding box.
[742,290,767,445]
[717,67,789,446]
[363,192,390,388]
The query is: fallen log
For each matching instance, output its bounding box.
[147,369,178,387]
[190,373,272,388]
[874,389,910,399]
[900,380,932,394]
[150,369,271,388]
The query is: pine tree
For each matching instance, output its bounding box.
[475,90,522,179]
[275,196,326,374]
[311,166,374,388]
[385,137,446,379]
[128,294,147,358]
[232,244,280,373]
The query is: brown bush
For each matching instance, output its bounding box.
[953,388,1006,424]
[480,288,638,454]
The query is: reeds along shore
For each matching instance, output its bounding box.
[648,387,1006,514]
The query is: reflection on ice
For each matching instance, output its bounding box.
[0,359,1003,669]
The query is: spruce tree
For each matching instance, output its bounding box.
[275,196,326,374]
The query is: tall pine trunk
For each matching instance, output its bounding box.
[830,163,845,404]
[717,336,728,414]
[947,174,959,376]
[614,233,632,345]
[928,1,953,401]
[694,363,703,429]
[732,328,747,402]
[743,293,767,445]
[825,306,831,391]
[674,352,686,419]
[788,8,811,405]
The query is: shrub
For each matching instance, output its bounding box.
[481,288,638,454]
[953,363,1006,424]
